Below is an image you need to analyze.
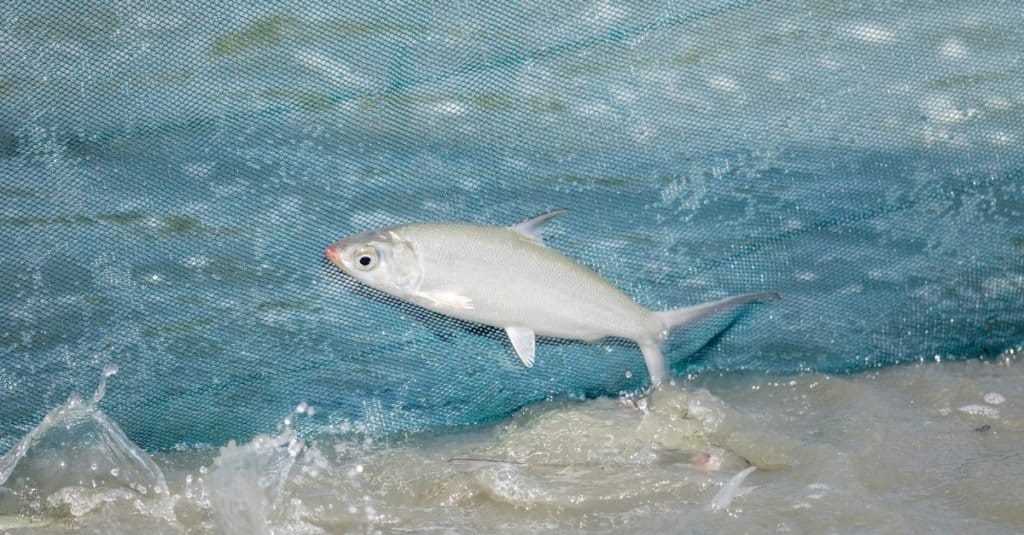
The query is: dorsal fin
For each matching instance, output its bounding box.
[509,209,568,245]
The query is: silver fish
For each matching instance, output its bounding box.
[325,209,777,386]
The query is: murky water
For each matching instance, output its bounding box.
[1,348,1020,533]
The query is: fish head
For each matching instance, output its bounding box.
[324,228,421,295]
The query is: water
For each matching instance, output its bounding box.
[2,1,1023,532]
[3,0,1022,450]
[1,350,1022,533]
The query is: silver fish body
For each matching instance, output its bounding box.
[395,222,655,341]
[326,210,777,386]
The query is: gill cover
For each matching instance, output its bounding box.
[337,230,422,295]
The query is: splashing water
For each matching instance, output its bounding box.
[707,466,757,512]
[205,421,305,535]
[0,366,167,519]
[0,368,319,531]
[1,353,1023,532]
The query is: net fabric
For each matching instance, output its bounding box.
[2,1,1022,450]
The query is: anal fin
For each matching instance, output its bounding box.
[505,326,536,367]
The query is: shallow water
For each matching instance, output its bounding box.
[1,348,1020,533]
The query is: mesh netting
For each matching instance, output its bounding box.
[2,1,1022,450]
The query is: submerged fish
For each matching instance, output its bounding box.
[325,210,777,386]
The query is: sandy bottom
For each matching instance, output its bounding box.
[1,349,1021,534]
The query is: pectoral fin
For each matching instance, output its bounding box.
[414,290,475,310]
[505,326,536,367]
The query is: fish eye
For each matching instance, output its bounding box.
[353,247,378,270]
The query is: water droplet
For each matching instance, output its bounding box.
[288,437,303,457]
[92,365,120,403]
[625,370,632,379]
[110,468,120,477]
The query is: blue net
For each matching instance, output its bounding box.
[2,1,1022,450]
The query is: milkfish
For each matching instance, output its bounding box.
[324,209,778,386]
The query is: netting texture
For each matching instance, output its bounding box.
[2,1,1022,450]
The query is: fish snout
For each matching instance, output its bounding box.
[324,243,344,266]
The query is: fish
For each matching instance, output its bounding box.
[324,209,778,386]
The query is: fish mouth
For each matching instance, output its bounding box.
[324,242,345,267]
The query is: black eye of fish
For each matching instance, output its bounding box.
[359,256,372,266]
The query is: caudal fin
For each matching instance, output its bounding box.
[639,342,668,387]
[655,292,780,333]
[638,292,778,388]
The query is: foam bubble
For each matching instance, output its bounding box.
[983,393,1005,405]
[958,404,999,418]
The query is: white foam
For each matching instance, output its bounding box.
[475,465,552,508]
[983,393,1006,406]
[958,404,999,418]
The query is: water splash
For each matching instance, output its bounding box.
[205,406,306,535]
[707,466,757,512]
[90,364,119,405]
[0,365,167,519]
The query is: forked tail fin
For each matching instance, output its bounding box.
[640,292,779,387]
[655,292,780,334]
